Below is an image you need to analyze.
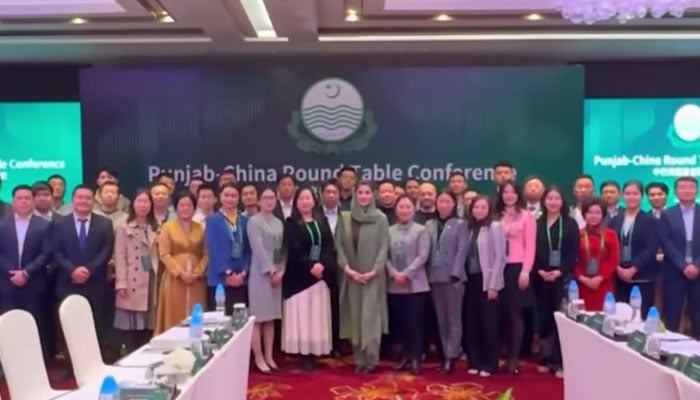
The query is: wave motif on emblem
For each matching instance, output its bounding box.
[301,78,364,143]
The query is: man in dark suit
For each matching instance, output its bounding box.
[32,181,63,362]
[273,174,297,222]
[52,184,114,349]
[660,176,700,338]
[0,184,52,358]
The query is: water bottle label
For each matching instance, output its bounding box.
[548,251,561,268]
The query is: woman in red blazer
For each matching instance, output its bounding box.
[574,198,621,311]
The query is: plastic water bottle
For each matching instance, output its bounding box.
[189,303,204,356]
[98,375,119,399]
[189,303,204,340]
[644,306,661,335]
[603,292,616,316]
[630,285,642,322]
[215,283,226,313]
[568,281,580,302]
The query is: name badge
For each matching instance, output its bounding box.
[231,241,243,259]
[621,246,632,264]
[394,253,407,270]
[141,255,153,272]
[272,248,283,265]
[468,252,479,270]
[549,251,561,268]
[685,241,693,264]
[586,259,600,276]
[309,245,321,262]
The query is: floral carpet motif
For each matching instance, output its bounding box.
[247,356,558,400]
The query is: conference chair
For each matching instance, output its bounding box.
[0,310,69,400]
[59,295,109,387]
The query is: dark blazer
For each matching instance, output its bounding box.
[660,204,700,275]
[52,212,114,298]
[0,215,51,293]
[608,211,658,281]
[282,216,337,300]
[534,215,580,284]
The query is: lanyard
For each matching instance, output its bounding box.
[221,210,241,243]
[620,216,636,245]
[546,216,563,252]
[305,220,322,247]
[583,230,606,260]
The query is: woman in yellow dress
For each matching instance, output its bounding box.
[155,191,208,333]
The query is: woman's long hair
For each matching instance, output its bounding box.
[126,188,159,232]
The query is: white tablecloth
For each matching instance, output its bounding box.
[555,312,700,400]
[676,373,700,400]
[56,317,254,400]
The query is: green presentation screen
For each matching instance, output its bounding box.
[584,98,700,206]
[0,102,83,201]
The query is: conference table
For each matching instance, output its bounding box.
[56,315,254,400]
[555,312,700,400]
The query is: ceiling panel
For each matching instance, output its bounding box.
[383,0,700,12]
[0,0,125,16]
[383,0,555,12]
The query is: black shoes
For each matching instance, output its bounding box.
[438,359,453,374]
[410,360,421,375]
[394,357,409,371]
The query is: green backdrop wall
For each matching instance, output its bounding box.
[80,66,584,195]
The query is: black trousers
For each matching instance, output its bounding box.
[616,278,655,319]
[521,307,536,358]
[329,276,340,352]
[207,285,248,315]
[534,276,565,368]
[463,274,499,373]
[0,285,51,363]
[117,329,152,354]
[423,295,443,358]
[388,292,427,361]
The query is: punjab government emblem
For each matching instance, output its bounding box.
[288,77,378,153]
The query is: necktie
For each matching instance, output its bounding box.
[78,219,88,248]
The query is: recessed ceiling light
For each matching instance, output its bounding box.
[434,14,453,21]
[345,8,360,22]
[69,17,87,24]
[524,13,544,21]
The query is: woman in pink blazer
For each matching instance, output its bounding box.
[114,188,160,352]
[496,180,537,375]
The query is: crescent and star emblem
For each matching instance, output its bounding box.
[324,83,341,99]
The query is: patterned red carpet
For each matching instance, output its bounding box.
[248,356,563,400]
[0,358,563,399]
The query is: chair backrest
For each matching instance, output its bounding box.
[0,310,54,400]
[59,294,107,387]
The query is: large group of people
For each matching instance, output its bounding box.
[0,161,698,382]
